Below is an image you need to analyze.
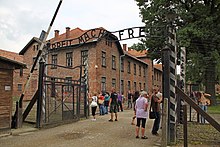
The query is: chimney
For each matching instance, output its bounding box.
[66,27,70,39]
[123,44,127,51]
[128,47,131,51]
[54,30,59,38]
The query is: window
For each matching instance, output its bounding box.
[143,67,146,77]
[51,54,57,69]
[128,61,131,74]
[33,45,35,51]
[139,82,141,91]
[128,81,131,90]
[121,80,124,94]
[51,78,56,97]
[32,57,38,70]
[134,82,137,91]
[143,83,146,90]
[106,38,112,47]
[66,52,72,67]
[33,57,36,64]
[36,45,39,50]
[17,84,22,91]
[65,77,72,92]
[102,51,106,67]
[112,78,116,88]
[134,63,136,75]
[33,44,39,51]
[81,50,88,65]
[112,55,116,69]
[139,65,141,76]
[121,58,124,72]
[20,68,23,77]
[101,77,106,92]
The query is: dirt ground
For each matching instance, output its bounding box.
[0,109,219,147]
[0,110,161,147]
[177,113,220,147]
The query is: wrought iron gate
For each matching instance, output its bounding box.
[39,63,88,126]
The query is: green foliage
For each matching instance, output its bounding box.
[208,105,220,114]
[135,0,220,55]
[134,1,220,102]
[185,53,205,84]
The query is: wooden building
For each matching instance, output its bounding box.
[0,56,25,132]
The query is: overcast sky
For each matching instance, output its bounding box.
[0,0,144,53]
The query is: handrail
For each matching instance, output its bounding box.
[175,86,220,132]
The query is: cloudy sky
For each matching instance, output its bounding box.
[0,0,144,53]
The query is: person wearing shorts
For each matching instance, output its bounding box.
[135,91,149,139]
[109,87,118,122]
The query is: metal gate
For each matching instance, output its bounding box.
[39,63,88,126]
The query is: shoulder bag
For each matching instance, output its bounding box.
[149,99,157,119]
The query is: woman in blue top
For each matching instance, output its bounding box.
[104,92,110,114]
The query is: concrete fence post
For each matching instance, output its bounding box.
[162,98,168,147]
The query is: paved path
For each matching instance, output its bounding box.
[0,109,162,147]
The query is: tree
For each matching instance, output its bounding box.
[135,0,220,105]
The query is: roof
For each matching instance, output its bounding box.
[19,37,41,55]
[49,27,85,43]
[0,49,24,63]
[154,64,162,71]
[0,56,26,69]
[127,49,148,57]
[124,51,148,66]
[49,27,124,55]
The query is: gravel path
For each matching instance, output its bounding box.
[0,110,161,147]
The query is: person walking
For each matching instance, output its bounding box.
[98,92,105,115]
[109,87,118,122]
[90,93,98,121]
[198,91,211,124]
[151,87,162,136]
[127,90,133,109]
[104,92,110,114]
[131,91,140,125]
[117,92,123,112]
[135,91,149,139]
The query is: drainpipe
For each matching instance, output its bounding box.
[119,54,125,95]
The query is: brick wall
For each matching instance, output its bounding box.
[13,42,39,100]
[0,63,13,130]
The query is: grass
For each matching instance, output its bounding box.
[208,105,220,114]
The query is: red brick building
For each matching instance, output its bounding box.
[10,27,163,100]
[0,49,26,99]
[154,64,163,91]
[0,52,25,132]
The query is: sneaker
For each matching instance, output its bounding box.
[152,132,159,136]
[115,119,118,121]
[91,118,96,121]
[141,136,148,139]
[136,136,139,139]
[109,119,113,122]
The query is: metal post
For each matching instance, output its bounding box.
[183,104,188,147]
[162,19,177,144]
[161,98,168,147]
[189,84,192,122]
[162,46,171,142]
[36,58,45,128]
